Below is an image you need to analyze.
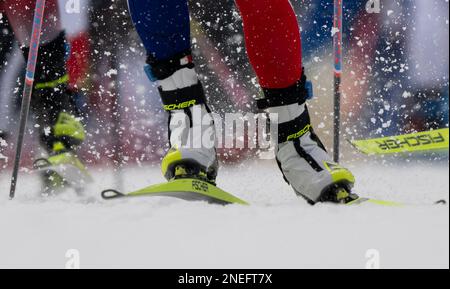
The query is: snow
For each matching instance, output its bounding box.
[0,159,448,269]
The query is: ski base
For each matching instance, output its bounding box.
[101,178,249,206]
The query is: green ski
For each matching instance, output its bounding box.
[101,178,249,205]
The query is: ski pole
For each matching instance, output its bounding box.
[333,0,343,163]
[110,49,124,192]
[9,0,47,199]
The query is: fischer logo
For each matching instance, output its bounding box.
[192,180,209,193]
[286,124,311,142]
[376,132,446,151]
[164,100,197,111]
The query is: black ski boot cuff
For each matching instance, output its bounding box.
[258,68,309,110]
[146,49,195,80]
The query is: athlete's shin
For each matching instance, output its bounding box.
[21,31,85,152]
[236,0,302,89]
[128,0,191,60]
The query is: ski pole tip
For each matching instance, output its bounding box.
[435,199,447,205]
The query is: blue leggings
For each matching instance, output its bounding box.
[128,0,190,61]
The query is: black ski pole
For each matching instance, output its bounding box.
[9,0,46,199]
[333,0,343,163]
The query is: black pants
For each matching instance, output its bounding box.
[0,16,15,73]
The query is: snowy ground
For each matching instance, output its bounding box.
[0,157,448,269]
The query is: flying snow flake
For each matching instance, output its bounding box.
[402,91,412,98]
[106,69,118,78]
[44,127,51,137]
[331,27,340,37]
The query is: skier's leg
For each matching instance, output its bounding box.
[4,0,89,194]
[0,12,15,140]
[128,0,218,183]
[235,0,356,204]
[0,11,14,72]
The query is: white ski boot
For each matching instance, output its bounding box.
[145,51,219,184]
[258,71,358,204]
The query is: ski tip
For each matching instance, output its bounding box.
[101,189,126,200]
[435,199,447,205]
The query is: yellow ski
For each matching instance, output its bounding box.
[347,198,446,207]
[347,198,404,206]
[101,178,249,205]
[349,128,449,155]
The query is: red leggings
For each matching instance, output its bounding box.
[236,0,302,89]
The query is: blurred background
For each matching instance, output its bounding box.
[1,0,449,171]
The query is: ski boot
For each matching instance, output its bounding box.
[21,31,91,196]
[34,112,91,196]
[258,69,358,205]
[162,146,218,185]
[0,130,7,162]
[315,163,359,204]
[160,101,219,185]
[145,50,219,185]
